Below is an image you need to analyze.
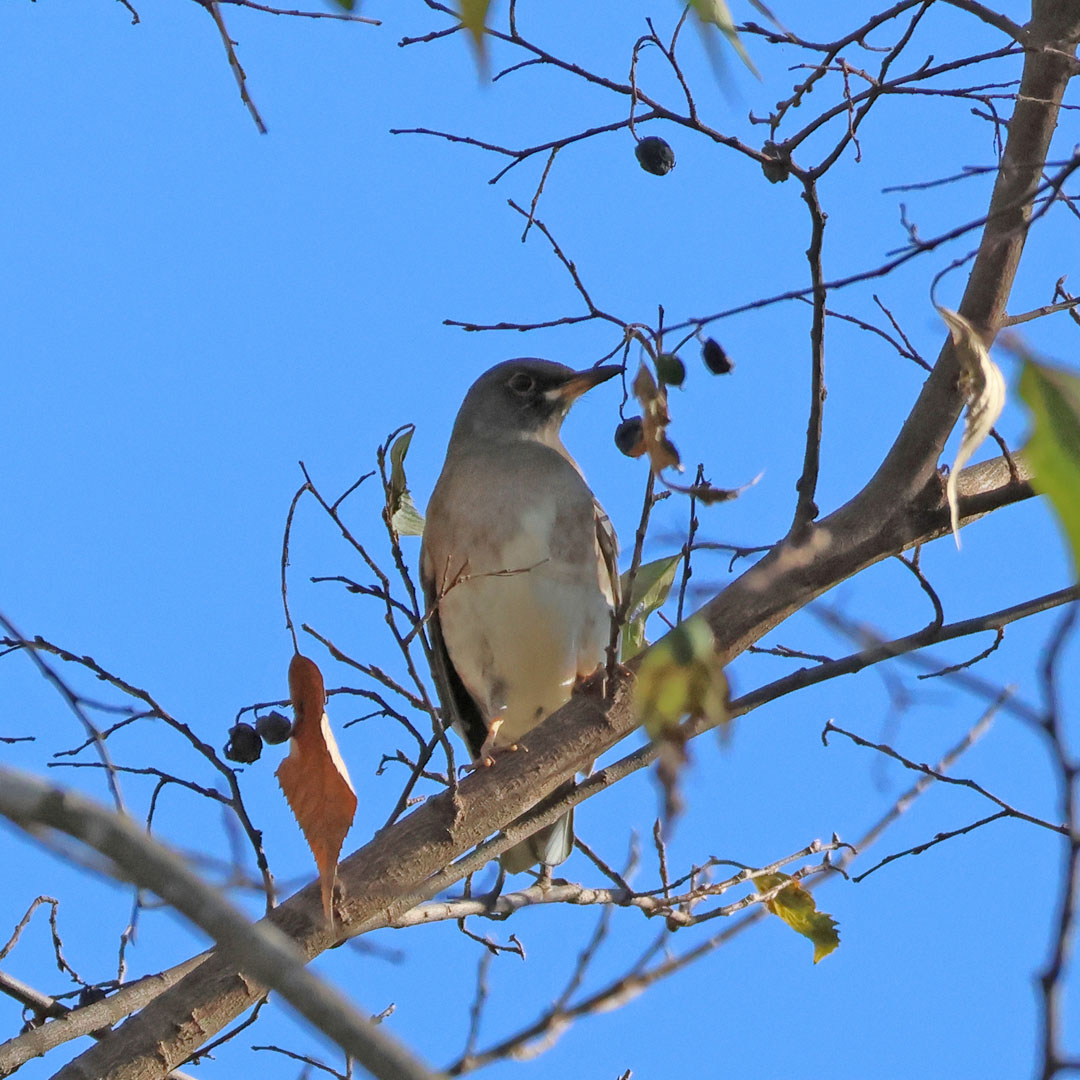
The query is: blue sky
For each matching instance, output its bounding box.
[2,1,1079,1078]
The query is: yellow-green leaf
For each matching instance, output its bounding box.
[330,0,355,9]
[755,873,840,963]
[688,0,760,78]
[634,616,728,739]
[1019,356,1080,577]
[620,554,682,660]
[461,0,491,58]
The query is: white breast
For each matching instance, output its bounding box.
[439,499,612,745]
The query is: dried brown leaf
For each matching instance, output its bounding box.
[277,653,357,921]
[632,363,682,474]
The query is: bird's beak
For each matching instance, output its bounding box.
[549,365,622,404]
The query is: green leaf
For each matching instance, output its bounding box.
[1019,357,1080,577]
[620,554,682,660]
[634,615,728,822]
[634,616,728,740]
[754,873,840,963]
[330,0,355,9]
[387,426,425,537]
[688,0,761,79]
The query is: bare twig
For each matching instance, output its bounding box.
[1035,605,1080,1080]
[823,718,1066,836]
[201,1,268,133]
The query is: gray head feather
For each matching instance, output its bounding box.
[449,359,620,447]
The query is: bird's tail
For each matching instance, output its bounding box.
[500,787,574,874]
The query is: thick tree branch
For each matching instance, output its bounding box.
[0,956,206,1074]
[859,0,1080,512]
[0,770,439,1080]
[694,0,1080,659]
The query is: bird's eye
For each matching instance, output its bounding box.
[508,372,535,395]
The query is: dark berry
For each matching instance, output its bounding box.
[224,722,262,764]
[614,417,646,457]
[702,338,733,374]
[761,140,790,184]
[255,711,293,745]
[635,136,676,176]
[656,353,685,387]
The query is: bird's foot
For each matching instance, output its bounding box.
[530,865,574,889]
[466,718,519,769]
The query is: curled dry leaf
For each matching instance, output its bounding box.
[939,306,1006,547]
[386,426,425,537]
[663,472,762,505]
[632,363,682,474]
[277,653,358,922]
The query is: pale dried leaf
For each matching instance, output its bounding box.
[939,307,1006,547]
[392,491,426,537]
[663,471,763,504]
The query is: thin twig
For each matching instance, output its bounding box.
[202,1,268,134]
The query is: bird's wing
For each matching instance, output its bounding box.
[420,554,489,760]
[594,497,621,612]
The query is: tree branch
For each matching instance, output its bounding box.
[51,441,1041,1080]
[0,769,439,1080]
[45,5,1080,1077]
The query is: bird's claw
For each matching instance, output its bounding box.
[466,718,519,769]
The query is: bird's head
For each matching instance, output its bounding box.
[450,358,621,446]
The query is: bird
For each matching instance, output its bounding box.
[420,358,621,873]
